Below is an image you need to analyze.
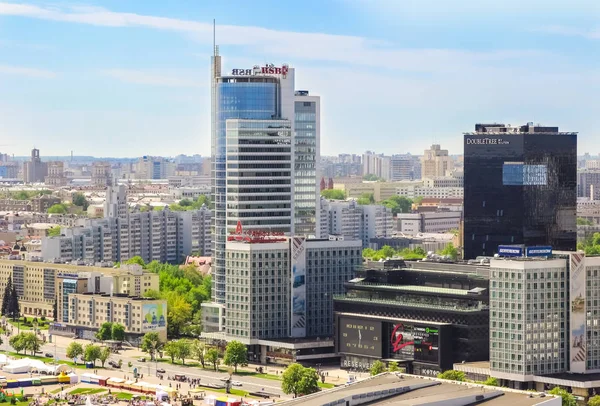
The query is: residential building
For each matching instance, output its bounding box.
[23,148,48,184]
[463,123,577,259]
[31,195,61,213]
[421,144,452,178]
[45,161,67,186]
[396,211,462,235]
[135,156,175,180]
[321,199,393,247]
[337,181,420,202]
[0,162,19,179]
[578,169,600,199]
[395,185,463,199]
[0,259,158,318]
[422,175,463,188]
[363,151,391,180]
[91,162,112,187]
[294,91,320,237]
[55,294,167,342]
[334,259,489,376]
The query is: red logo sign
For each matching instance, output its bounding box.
[231,64,289,77]
[391,324,414,352]
[235,221,243,234]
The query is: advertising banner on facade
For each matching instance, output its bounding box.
[497,245,523,257]
[526,246,553,257]
[142,303,167,332]
[570,253,586,373]
[291,237,307,337]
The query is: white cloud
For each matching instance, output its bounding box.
[533,25,600,39]
[0,2,562,73]
[0,64,55,78]
[100,69,203,88]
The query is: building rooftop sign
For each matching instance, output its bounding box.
[231,64,289,77]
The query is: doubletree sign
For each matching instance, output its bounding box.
[231,64,289,76]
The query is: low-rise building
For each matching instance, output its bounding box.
[396,211,461,235]
[31,196,61,213]
[0,259,158,318]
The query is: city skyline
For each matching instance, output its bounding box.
[0,0,598,157]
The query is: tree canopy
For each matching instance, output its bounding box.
[320,189,346,200]
[47,203,68,214]
[1,276,19,320]
[363,174,385,181]
[223,340,248,373]
[437,370,466,382]
[66,342,84,362]
[47,226,61,237]
[282,363,320,398]
[72,192,89,210]
[547,387,576,406]
[437,243,459,260]
[168,195,212,212]
[577,217,594,226]
[578,232,600,256]
[380,195,413,215]
[356,193,375,205]
[363,245,427,261]
[588,394,600,406]
[370,360,386,376]
[141,332,164,361]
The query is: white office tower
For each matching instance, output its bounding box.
[104,180,128,220]
[294,91,320,237]
[225,119,294,234]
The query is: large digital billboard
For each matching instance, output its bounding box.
[339,317,382,357]
[570,253,586,373]
[291,237,307,338]
[388,323,441,363]
[142,303,167,332]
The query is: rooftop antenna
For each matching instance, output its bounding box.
[213,18,215,56]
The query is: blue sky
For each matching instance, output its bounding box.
[0,0,598,157]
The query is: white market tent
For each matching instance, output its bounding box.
[0,354,8,366]
[2,358,65,374]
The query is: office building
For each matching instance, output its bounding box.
[211,54,322,305]
[0,162,19,179]
[578,169,600,199]
[135,156,175,180]
[225,119,293,235]
[204,232,361,364]
[396,211,462,235]
[320,199,394,247]
[334,259,490,376]
[22,148,47,183]
[45,161,67,186]
[294,91,320,237]
[463,123,577,259]
[390,154,421,181]
[363,151,391,180]
[421,144,452,178]
[0,259,158,318]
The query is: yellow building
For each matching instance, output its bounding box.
[0,260,159,318]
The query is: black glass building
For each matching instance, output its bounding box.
[463,123,577,260]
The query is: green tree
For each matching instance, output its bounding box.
[437,370,466,382]
[176,340,191,365]
[111,323,125,342]
[72,193,89,210]
[96,322,113,341]
[191,339,206,368]
[363,174,384,181]
[370,360,386,376]
[320,189,345,200]
[297,367,320,397]
[47,204,68,214]
[577,217,594,226]
[99,347,111,367]
[47,226,61,237]
[482,377,498,386]
[223,340,248,373]
[281,363,304,398]
[1,276,13,317]
[164,291,192,338]
[141,332,164,361]
[588,395,600,406]
[125,256,146,268]
[548,387,576,406]
[66,342,84,363]
[21,332,41,355]
[206,348,220,371]
[382,196,413,215]
[84,344,102,367]
[380,245,396,259]
[8,281,19,321]
[413,196,424,205]
[388,361,400,372]
[356,193,375,205]
[9,334,26,354]
[13,191,33,200]
[164,341,179,363]
[438,243,458,260]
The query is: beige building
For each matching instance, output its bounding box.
[59,294,167,342]
[91,162,112,187]
[421,144,452,178]
[334,180,423,201]
[0,260,158,318]
[45,161,67,187]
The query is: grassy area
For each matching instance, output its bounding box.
[235,370,281,381]
[196,385,253,397]
[69,388,107,395]
[114,392,134,400]
[7,317,50,331]
[319,382,335,389]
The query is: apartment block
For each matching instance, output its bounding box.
[396,211,462,235]
[320,199,393,247]
[0,260,158,318]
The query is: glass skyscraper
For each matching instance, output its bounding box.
[463,123,577,260]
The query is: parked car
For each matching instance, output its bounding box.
[139,358,146,362]
[232,381,242,387]
[44,353,54,358]
[156,368,166,374]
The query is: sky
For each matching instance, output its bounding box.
[0,0,598,157]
